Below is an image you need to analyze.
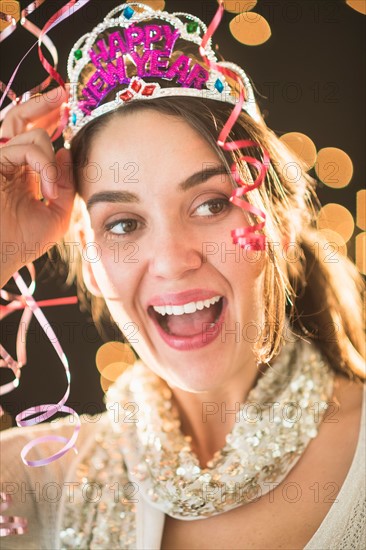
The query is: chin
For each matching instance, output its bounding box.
[148,352,233,394]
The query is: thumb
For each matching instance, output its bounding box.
[49,148,76,230]
[55,147,74,191]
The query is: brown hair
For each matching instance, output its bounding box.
[63,95,365,384]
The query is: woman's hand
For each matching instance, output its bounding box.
[0,87,75,287]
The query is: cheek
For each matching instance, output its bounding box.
[210,243,266,283]
[89,246,139,303]
[240,249,266,281]
[91,257,140,332]
[215,246,266,320]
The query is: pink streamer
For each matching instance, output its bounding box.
[0,0,91,493]
[0,0,90,140]
[0,0,87,539]
[199,0,270,250]
[0,1,49,111]
[0,271,78,538]
[0,266,80,467]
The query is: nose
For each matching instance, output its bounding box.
[147,225,202,280]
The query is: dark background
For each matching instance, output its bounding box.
[1,0,365,425]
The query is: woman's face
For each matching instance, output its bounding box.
[78,109,266,392]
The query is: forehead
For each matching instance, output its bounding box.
[89,109,217,160]
[82,109,222,195]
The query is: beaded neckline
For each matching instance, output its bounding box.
[107,337,334,519]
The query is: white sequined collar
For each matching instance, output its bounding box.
[106,336,334,520]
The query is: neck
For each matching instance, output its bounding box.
[170,358,265,468]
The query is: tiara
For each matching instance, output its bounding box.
[63,2,260,145]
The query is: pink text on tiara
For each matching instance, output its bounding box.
[78,24,210,115]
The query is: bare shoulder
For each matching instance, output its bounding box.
[327,373,364,425]
[318,372,364,452]
[303,373,365,491]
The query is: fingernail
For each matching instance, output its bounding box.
[50,184,59,200]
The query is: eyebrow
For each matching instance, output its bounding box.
[86,164,228,212]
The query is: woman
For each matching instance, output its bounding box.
[1,2,365,549]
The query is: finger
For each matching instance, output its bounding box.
[0,143,57,200]
[48,148,76,232]
[54,148,74,192]
[5,128,54,158]
[2,129,55,198]
[1,86,69,139]
[26,106,65,135]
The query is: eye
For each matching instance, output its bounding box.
[194,198,231,217]
[105,218,139,236]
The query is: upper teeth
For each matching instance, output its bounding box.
[152,295,222,316]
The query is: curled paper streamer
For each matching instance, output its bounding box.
[0,264,37,411]
[199,0,270,250]
[0,265,80,466]
[0,0,90,140]
[0,0,86,540]
[0,276,79,539]
[0,11,90,525]
[0,0,53,112]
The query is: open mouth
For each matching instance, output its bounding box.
[148,296,224,338]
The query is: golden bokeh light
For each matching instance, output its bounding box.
[315,148,353,188]
[229,12,271,46]
[223,1,257,13]
[0,0,20,31]
[102,362,132,382]
[346,0,366,15]
[317,203,355,242]
[280,132,317,170]
[319,228,347,256]
[96,341,135,375]
[356,190,366,230]
[100,374,112,393]
[355,232,366,275]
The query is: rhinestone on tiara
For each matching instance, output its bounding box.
[64,2,259,146]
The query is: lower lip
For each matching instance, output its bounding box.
[151,299,227,351]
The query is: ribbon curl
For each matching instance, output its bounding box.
[0,0,90,141]
[0,265,80,466]
[199,0,270,250]
[1,1,52,112]
[0,265,79,536]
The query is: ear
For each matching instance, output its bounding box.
[77,223,103,298]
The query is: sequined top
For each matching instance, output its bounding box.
[1,338,365,549]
